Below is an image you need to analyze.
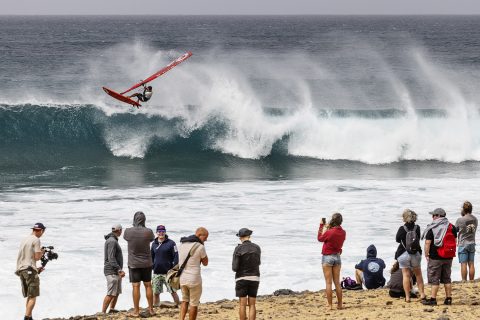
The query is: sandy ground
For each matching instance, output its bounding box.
[45,280,480,320]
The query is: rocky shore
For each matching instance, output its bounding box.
[45,280,480,320]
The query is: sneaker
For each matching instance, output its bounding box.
[444,297,452,305]
[421,298,437,306]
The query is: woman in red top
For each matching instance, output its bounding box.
[318,212,346,310]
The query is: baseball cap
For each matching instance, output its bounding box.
[112,224,122,231]
[236,228,253,237]
[156,225,166,232]
[32,222,46,230]
[429,208,446,217]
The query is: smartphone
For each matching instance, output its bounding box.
[321,218,326,224]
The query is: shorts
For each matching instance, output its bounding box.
[152,274,176,294]
[427,259,452,285]
[397,251,422,269]
[106,274,122,296]
[458,243,476,263]
[129,267,152,283]
[19,269,40,298]
[181,283,202,307]
[235,280,259,298]
[322,254,341,266]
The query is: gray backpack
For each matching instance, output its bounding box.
[402,225,420,254]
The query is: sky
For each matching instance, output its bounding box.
[2,0,480,15]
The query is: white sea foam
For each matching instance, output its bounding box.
[2,42,480,163]
[1,178,479,319]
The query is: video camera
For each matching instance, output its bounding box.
[40,246,58,268]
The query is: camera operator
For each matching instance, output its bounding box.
[16,222,46,320]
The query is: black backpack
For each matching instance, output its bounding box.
[402,225,420,254]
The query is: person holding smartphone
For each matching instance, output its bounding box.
[317,213,346,310]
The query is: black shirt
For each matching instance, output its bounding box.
[395,222,422,259]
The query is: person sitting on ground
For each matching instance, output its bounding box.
[129,84,153,104]
[395,209,427,303]
[318,213,346,310]
[354,244,386,289]
[151,225,180,307]
[455,201,477,282]
[232,228,261,320]
[102,224,125,314]
[387,260,417,298]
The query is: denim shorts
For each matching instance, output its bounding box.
[322,254,341,266]
[397,251,421,269]
[458,243,476,263]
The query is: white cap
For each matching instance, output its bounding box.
[112,224,122,231]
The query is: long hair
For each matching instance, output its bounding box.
[328,213,343,228]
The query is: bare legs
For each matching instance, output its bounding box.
[102,295,118,313]
[322,264,342,310]
[131,281,154,316]
[155,292,180,306]
[355,269,363,285]
[412,267,426,299]
[180,302,198,320]
[132,282,141,316]
[461,262,475,281]
[401,268,412,301]
[25,297,36,317]
[239,297,256,320]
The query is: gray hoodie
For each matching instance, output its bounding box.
[123,211,155,268]
[104,232,123,276]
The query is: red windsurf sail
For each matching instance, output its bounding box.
[120,51,193,95]
[102,87,141,107]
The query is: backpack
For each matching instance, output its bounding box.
[165,243,200,290]
[402,225,420,254]
[437,224,456,259]
[341,277,362,290]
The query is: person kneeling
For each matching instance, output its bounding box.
[354,244,386,289]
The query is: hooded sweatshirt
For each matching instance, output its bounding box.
[123,211,155,268]
[354,245,386,289]
[178,235,207,286]
[151,235,178,274]
[104,232,123,276]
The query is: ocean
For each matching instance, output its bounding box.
[1,15,480,319]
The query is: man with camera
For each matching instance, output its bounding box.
[102,224,125,314]
[16,222,46,320]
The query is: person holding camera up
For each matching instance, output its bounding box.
[317,213,346,310]
[102,224,125,314]
[16,222,46,320]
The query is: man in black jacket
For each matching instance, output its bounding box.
[232,228,261,320]
[102,224,125,314]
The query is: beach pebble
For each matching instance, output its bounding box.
[423,308,435,312]
[386,301,393,305]
[220,303,235,309]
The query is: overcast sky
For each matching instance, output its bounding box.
[3,0,480,15]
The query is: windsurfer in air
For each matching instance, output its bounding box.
[128,84,153,105]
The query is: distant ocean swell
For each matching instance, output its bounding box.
[1,104,480,167]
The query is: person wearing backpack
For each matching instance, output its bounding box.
[395,209,426,303]
[421,208,458,306]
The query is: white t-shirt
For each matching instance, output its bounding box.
[178,242,207,286]
[16,234,41,271]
